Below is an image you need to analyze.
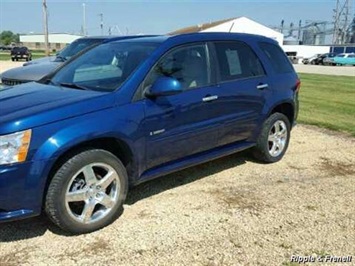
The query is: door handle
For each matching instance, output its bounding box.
[202,95,218,102]
[257,84,269,90]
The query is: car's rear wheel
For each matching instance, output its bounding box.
[252,113,291,163]
[45,149,128,234]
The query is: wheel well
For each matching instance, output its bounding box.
[271,103,294,125]
[43,138,133,204]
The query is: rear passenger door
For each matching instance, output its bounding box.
[211,41,271,146]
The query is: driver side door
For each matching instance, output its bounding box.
[139,43,221,170]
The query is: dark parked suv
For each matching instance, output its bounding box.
[0,36,156,87]
[11,46,32,61]
[0,33,300,234]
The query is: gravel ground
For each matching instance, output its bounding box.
[0,125,354,266]
[0,61,23,74]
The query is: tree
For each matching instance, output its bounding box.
[0,31,19,45]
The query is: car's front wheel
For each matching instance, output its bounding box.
[45,149,128,234]
[252,113,291,163]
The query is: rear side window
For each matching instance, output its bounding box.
[259,42,294,74]
[214,41,265,82]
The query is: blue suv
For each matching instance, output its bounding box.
[0,33,300,234]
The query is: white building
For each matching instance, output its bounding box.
[282,45,330,59]
[170,16,284,45]
[20,33,82,51]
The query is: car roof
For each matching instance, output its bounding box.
[78,35,159,41]
[111,32,275,45]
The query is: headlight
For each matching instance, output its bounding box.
[0,129,32,165]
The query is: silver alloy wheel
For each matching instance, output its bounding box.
[65,163,121,224]
[268,120,288,157]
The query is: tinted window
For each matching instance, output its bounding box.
[60,39,103,60]
[259,42,294,74]
[51,42,158,92]
[214,41,265,82]
[11,47,20,52]
[143,44,210,91]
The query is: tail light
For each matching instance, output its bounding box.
[295,79,301,93]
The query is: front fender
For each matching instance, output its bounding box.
[31,110,138,163]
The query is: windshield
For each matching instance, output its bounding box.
[58,38,103,60]
[51,41,159,92]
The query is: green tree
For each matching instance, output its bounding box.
[0,31,19,45]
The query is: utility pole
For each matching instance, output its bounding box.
[333,0,340,44]
[83,3,87,36]
[99,13,104,35]
[42,0,49,56]
[333,0,353,44]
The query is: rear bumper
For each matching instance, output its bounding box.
[0,159,55,222]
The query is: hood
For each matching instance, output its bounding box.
[0,82,115,134]
[23,56,57,66]
[1,62,62,82]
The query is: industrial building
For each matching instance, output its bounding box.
[19,33,82,51]
[170,16,355,60]
[170,17,284,45]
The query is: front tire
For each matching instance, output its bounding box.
[45,149,128,234]
[252,113,291,163]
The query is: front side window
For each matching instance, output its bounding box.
[143,43,210,92]
[214,41,265,82]
[51,42,158,92]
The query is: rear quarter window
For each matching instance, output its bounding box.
[214,41,265,82]
[259,42,294,74]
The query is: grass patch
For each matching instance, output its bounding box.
[298,73,355,136]
[0,52,47,61]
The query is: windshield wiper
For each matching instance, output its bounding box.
[55,55,67,62]
[59,82,90,90]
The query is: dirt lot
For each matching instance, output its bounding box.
[0,61,23,74]
[0,125,354,265]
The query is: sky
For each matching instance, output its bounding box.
[0,0,347,36]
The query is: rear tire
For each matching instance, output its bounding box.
[45,149,128,234]
[252,113,291,163]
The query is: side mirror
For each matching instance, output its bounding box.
[145,77,182,98]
